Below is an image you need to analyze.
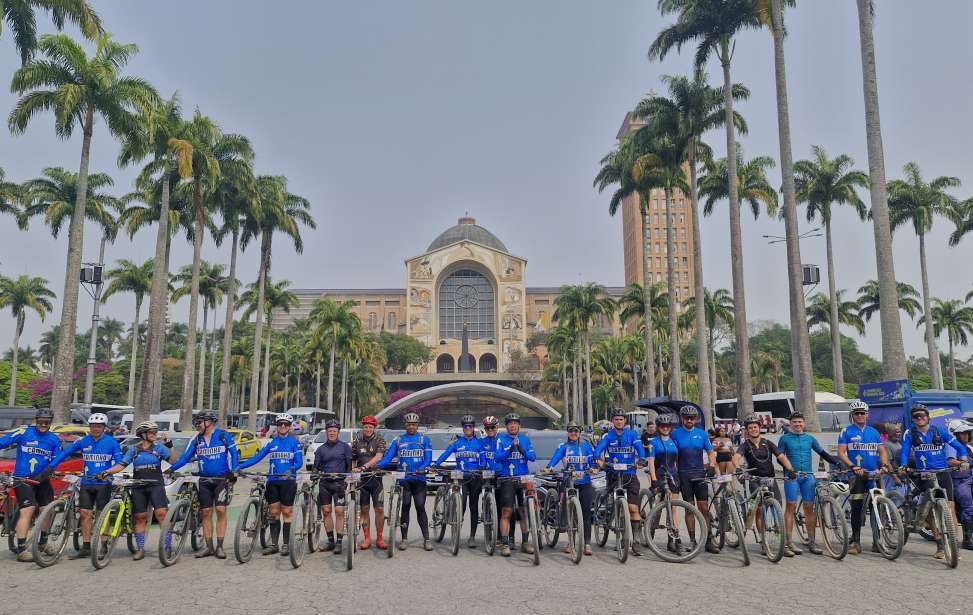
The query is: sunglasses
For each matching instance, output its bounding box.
[851,411,868,416]
[911,414,929,419]
[567,428,581,433]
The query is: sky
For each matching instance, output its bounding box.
[1,0,971,365]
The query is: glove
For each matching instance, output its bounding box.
[225,471,237,484]
[94,472,108,482]
[785,470,798,480]
[651,479,661,491]
[705,466,716,478]
[36,467,55,482]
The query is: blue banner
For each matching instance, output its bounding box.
[859,379,911,404]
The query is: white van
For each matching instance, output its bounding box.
[121,413,181,433]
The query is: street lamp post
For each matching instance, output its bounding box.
[80,235,108,410]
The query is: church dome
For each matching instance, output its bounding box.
[427,216,508,253]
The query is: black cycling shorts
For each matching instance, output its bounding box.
[359,476,384,508]
[14,479,53,509]
[915,471,955,502]
[265,480,297,506]
[197,478,231,508]
[317,480,346,507]
[607,472,641,505]
[498,479,525,509]
[78,485,111,511]
[747,477,782,502]
[679,473,710,502]
[131,485,168,514]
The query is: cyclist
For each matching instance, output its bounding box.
[313,419,352,554]
[731,414,794,550]
[353,415,388,550]
[377,412,433,550]
[494,412,537,557]
[777,412,840,557]
[432,414,486,548]
[239,413,303,556]
[671,404,719,554]
[640,420,657,449]
[594,408,647,556]
[546,421,595,556]
[0,408,62,562]
[101,421,175,560]
[44,413,122,559]
[479,415,502,548]
[168,410,239,559]
[947,419,973,550]
[837,400,889,555]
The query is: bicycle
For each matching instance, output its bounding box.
[791,471,849,560]
[708,471,750,566]
[734,469,787,562]
[899,469,959,568]
[592,463,637,564]
[384,470,428,559]
[539,468,587,564]
[233,472,275,563]
[836,470,904,560]
[91,475,156,569]
[288,471,319,568]
[158,474,223,567]
[342,471,377,570]
[1,473,20,553]
[431,468,480,556]
[479,469,498,556]
[642,473,707,563]
[495,474,541,565]
[31,472,83,567]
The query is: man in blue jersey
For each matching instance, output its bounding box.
[837,400,889,555]
[433,414,485,548]
[377,412,433,550]
[239,413,303,555]
[595,408,647,556]
[44,413,122,558]
[494,412,537,557]
[671,405,719,554]
[0,408,62,561]
[548,422,597,555]
[168,410,239,559]
[478,415,502,547]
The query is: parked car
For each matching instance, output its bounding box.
[305,428,358,466]
[225,428,262,460]
[52,425,89,436]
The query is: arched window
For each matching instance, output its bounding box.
[438,269,495,340]
[436,354,455,373]
[388,312,397,330]
[479,353,497,373]
[368,312,378,330]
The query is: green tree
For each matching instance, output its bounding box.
[806,291,866,360]
[309,298,359,421]
[101,258,153,405]
[172,260,228,411]
[856,279,922,324]
[0,275,54,405]
[240,278,297,414]
[9,33,158,422]
[685,287,733,404]
[378,332,432,374]
[22,167,121,238]
[920,299,973,391]
[1,0,101,63]
[0,167,28,228]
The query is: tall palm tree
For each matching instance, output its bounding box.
[651,0,761,417]
[172,261,227,412]
[240,278,298,413]
[0,275,54,405]
[855,0,907,378]
[546,324,578,424]
[618,282,669,393]
[0,168,28,228]
[101,258,153,405]
[309,298,359,419]
[699,152,779,219]
[22,167,121,236]
[98,317,125,359]
[806,291,866,384]
[794,146,869,396]
[920,299,973,391]
[888,162,960,390]
[856,279,922,324]
[685,287,733,404]
[9,33,158,422]
[1,0,101,63]
[38,325,58,369]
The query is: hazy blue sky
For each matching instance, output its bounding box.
[1,0,971,365]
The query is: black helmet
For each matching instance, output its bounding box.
[566,422,581,431]
[460,414,476,426]
[504,412,521,425]
[610,408,626,419]
[199,410,218,423]
[678,405,699,419]
[655,413,678,426]
[911,403,929,417]
[743,413,761,426]
[35,408,54,421]
[325,419,341,430]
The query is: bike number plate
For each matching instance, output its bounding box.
[296,472,311,483]
[760,478,776,488]
[612,463,628,472]
[347,472,361,484]
[520,475,534,486]
[391,471,405,480]
[62,474,80,484]
[112,477,134,486]
[449,470,464,480]
[813,472,830,479]
[182,476,199,484]
[592,475,607,490]
[716,474,733,484]
[481,470,494,479]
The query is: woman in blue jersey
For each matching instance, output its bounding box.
[646,413,683,554]
[546,422,596,556]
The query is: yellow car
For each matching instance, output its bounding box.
[226,428,261,460]
[53,425,90,436]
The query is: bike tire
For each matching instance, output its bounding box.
[873,495,904,561]
[527,496,541,566]
[32,499,70,567]
[450,489,462,556]
[613,496,630,564]
[158,498,192,567]
[91,499,123,570]
[934,498,958,569]
[386,489,400,559]
[344,496,356,570]
[817,495,849,560]
[566,494,583,564]
[541,488,560,548]
[727,497,750,566]
[794,498,808,543]
[482,490,496,556]
[643,499,707,563]
[190,517,204,553]
[638,489,654,547]
[288,496,307,569]
[433,487,447,543]
[233,498,260,563]
[760,497,786,563]
[594,493,610,548]
[307,494,319,554]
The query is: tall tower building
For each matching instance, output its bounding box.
[617,112,696,303]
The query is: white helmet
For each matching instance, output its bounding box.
[848,400,869,413]
[275,413,294,425]
[948,419,973,435]
[87,413,109,425]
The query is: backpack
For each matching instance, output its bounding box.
[910,425,942,448]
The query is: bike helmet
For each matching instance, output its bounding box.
[610,408,626,419]
[678,405,699,419]
[910,403,930,417]
[743,413,761,426]
[35,407,54,421]
[566,422,581,431]
[403,413,420,424]
[198,410,218,423]
[135,421,159,437]
[483,415,499,428]
[460,414,476,426]
[275,413,294,425]
[655,413,678,427]
[848,400,869,414]
[87,413,109,425]
[361,415,378,427]
[504,412,521,425]
[948,419,973,435]
[325,419,341,429]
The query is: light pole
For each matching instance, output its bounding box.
[761,227,823,245]
[80,235,108,410]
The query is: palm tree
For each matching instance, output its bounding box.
[751,351,782,394]
[794,146,869,396]
[101,258,153,405]
[38,326,58,369]
[22,167,121,238]
[856,279,922,324]
[172,260,228,412]
[921,299,973,391]
[651,0,761,417]
[888,162,960,390]
[240,279,298,413]
[309,298,360,419]
[9,33,158,422]
[0,167,28,228]
[546,324,578,424]
[98,317,125,359]
[685,287,733,404]
[4,346,38,368]
[0,275,54,405]
[1,0,101,63]
[619,282,669,393]
[806,291,866,377]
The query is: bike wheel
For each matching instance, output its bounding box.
[386,489,400,559]
[289,495,308,569]
[233,498,260,563]
[158,498,192,567]
[613,496,630,564]
[432,487,447,543]
[344,496,356,570]
[794,498,808,543]
[594,494,610,548]
[934,498,958,569]
[727,498,750,566]
[817,495,849,560]
[759,498,786,563]
[307,495,319,554]
[91,499,123,570]
[450,490,462,556]
[873,495,904,561]
[6,501,19,552]
[541,489,560,548]
[190,515,204,552]
[32,499,70,567]
[566,495,583,564]
[638,489,653,547]
[527,496,541,566]
[482,490,496,556]
[643,499,707,563]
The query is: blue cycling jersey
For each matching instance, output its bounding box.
[169,428,239,476]
[547,440,595,485]
[378,432,432,481]
[0,426,62,478]
[647,435,679,478]
[121,442,171,481]
[671,426,713,476]
[435,435,485,473]
[495,433,537,477]
[479,436,499,472]
[49,434,122,485]
[593,428,646,475]
[777,432,827,473]
[901,426,966,472]
[239,434,303,480]
[838,424,883,471]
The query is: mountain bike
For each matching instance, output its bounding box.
[288,471,319,568]
[431,468,479,556]
[1,474,21,553]
[592,464,636,564]
[793,471,850,560]
[642,473,707,563]
[836,470,904,560]
[479,470,497,556]
[501,474,541,565]
[900,469,958,568]
[736,469,786,562]
[233,472,274,563]
[31,473,83,567]
[708,471,750,566]
[91,476,156,569]
[343,471,376,570]
[539,468,586,564]
[385,470,427,558]
[158,475,222,567]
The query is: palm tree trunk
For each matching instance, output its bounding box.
[180,180,206,423]
[770,0,817,428]
[709,327,717,404]
[282,374,289,412]
[949,335,957,391]
[340,356,349,425]
[584,333,593,427]
[218,229,239,419]
[295,370,301,407]
[328,341,336,415]
[720,47,754,420]
[641,205,658,397]
[688,142,711,421]
[561,364,568,419]
[315,355,321,409]
[917,232,943,388]
[574,348,581,424]
[261,315,273,411]
[51,106,95,423]
[9,319,22,406]
[136,171,172,425]
[248,236,269,429]
[856,0,908,379]
[153,238,173,413]
[209,334,217,411]
[195,302,209,410]
[825,219,845,397]
[663,188,682,398]
[127,299,141,407]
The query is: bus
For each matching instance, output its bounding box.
[714,391,850,432]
